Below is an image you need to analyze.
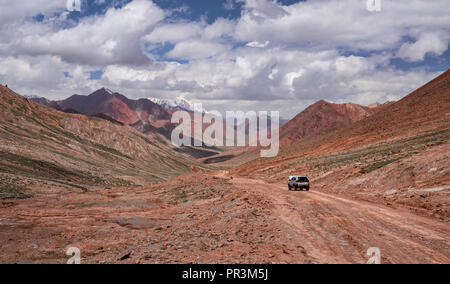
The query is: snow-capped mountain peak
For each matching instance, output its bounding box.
[148,96,200,112]
[103,88,114,95]
[23,94,41,99]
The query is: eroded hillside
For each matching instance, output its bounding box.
[0,85,211,199]
[233,70,450,220]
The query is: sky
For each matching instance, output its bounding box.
[0,0,449,118]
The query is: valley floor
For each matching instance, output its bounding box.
[0,171,448,264]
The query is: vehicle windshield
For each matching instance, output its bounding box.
[297,177,309,182]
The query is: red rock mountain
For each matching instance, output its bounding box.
[30,88,228,153]
[235,69,450,173]
[58,88,171,128]
[0,85,210,189]
[279,101,390,147]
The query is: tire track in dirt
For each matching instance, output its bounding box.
[231,176,450,264]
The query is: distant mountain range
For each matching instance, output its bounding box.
[25,88,173,136]
[24,87,401,152]
[26,89,289,141]
[24,88,230,151]
[24,96,63,111]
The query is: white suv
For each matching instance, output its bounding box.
[288,176,310,191]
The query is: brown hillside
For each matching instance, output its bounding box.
[0,85,210,198]
[279,101,388,147]
[232,70,450,220]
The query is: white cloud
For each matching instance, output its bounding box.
[0,0,448,119]
[247,41,270,48]
[223,0,236,11]
[167,40,231,60]
[14,0,165,65]
[204,18,235,40]
[144,17,235,60]
[241,0,289,19]
[143,22,203,44]
[0,0,64,27]
[397,33,450,62]
[335,56,372,76]
[0,55,100,98]
[235,0,450,52]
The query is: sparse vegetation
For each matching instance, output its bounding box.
[0,151,92,180]
[0,184,32,200]
[360,156,406,174]
[279,127,450,175]
[92,142,133,160]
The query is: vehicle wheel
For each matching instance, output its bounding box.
[288,186,292,191]
[306,188,310,191]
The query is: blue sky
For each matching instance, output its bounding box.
[61,0,244,25]
[65,0,303,23]
[0,0,449,117]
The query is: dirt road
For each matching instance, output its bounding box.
[0,171,448,264]
[230,175,450,264]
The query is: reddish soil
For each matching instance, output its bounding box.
[0,171,448,264]
[279,100,389,147]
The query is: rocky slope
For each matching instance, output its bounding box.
[279,101,390,148]
[0,85,211,199]
[199,101,391,167]
[233,69,450,220]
